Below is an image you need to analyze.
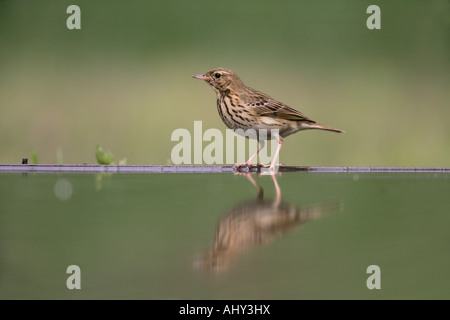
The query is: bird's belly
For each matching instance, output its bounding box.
[253,117,311,139]
[216,101,307,139]
[253,117,293,139]
[229,117,285,140]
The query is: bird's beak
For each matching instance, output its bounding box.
[192,74,211,81]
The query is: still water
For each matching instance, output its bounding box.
[0,172,449,299]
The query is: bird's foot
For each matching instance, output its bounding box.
[259,163,282,175]
[233,162,261,173]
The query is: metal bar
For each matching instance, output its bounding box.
[282,166,450,173]
[0,164,235,173]
[0,164,449,174]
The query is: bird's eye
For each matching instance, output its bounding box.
[215,73,221,79]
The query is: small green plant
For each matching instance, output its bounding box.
[95,145,116,165]
[31,153,38,164]
[95,145,126,165]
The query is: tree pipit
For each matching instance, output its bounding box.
[192,68,343,172]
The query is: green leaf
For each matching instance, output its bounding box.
[95,145,116,165]
[31,153,38,164]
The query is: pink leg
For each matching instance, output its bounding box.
[271,173,281,206]
[244,173,264,200]
[243,140,265,166]
[269,136,283,172]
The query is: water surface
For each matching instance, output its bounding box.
[0,172,449,299]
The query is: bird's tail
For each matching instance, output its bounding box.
[308,123,344,133]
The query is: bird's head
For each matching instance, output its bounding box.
[192,68,244,93]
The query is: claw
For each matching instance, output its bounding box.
[234,163,254,173]
[238,165,250,173]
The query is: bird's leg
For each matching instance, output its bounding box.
[245,140,265,166]
[271,173,282,206]
[232,172,264,200]
[268,136,283,173]
[234,140,265,168]
[245,173,264,201]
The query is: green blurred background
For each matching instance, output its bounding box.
[1,0,449,166]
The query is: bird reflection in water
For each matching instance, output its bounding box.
[198,173,340,272]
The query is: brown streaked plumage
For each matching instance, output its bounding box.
[192,67,343,171]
